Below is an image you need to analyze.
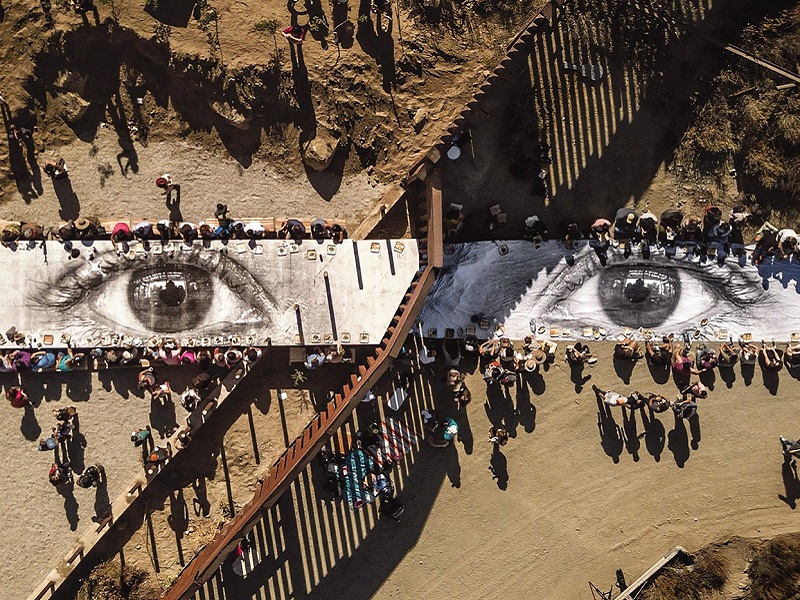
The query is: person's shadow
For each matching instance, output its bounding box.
[667,414,690,468]
[93,472,112,522]
[166,185,183,222]
[688,413,701,450]
[515,380,537,434]
[20,405,41,440]
[53,177,80,220]
[570,361,591,392]
[192,476,211,517]
[613,357,636,384]
[443,442,460,488]
[454,408,473,455]
[779,459,800,509]
[168,489,190,538]
[621,407,640,461]
[489,445,508,490]
[149,396,178,438]
[640,408,665,462]
[718,365,736,389]
[596,398,623,464]
[59,483,80,531]
[67,415,87,473]
[741,361,756,386]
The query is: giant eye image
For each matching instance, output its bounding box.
[35,247,276,340]
[420,241,794,340]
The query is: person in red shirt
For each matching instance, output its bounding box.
[6,385,29,408]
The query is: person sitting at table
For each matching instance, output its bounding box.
[198,222,217,240]
[31,350,57,371]
[225,347,243,367]
[330,223,347,244]
[638,211,658,245]
[695,346,718,373]
[777,228,799,260]
[279,219,306,243]
[718,342,740,367]
[305,348,325,370]
[244,221,265,239]
[740,341,758,365]
[785,343,800,370]
[679,216,703,244]
[613,208,638,241]
[566,342,594,365]
[244,347,263,364]
[760,340,783,371]
[132,221,153,240]
[179,222,198,243]
[158,340,182,366]
[110,222,133,253]
[478,338,500,359]
[57,348,84,372]
[10,349,32,372]
[614,337,642,361]
[590,217,612,247]
[646,335,673,366]
[753,221,779,266]
[499,345,518,371]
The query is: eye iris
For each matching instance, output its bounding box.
[597,266,681,328]
[128,265,213,332]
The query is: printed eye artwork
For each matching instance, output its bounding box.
[544,252,768,331]
[34,248,275,339]
[421,241,791,340]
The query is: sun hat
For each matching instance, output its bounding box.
[532,349,547,364]
[75,217,92,231]
[626,213,635,223]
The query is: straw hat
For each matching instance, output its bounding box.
[532,348,547,364]
[524,358,538,372]
[626,213,635,223]
[75,217,92,231]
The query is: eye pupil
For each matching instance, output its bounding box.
[159,281,187,307]
[624,278,650,304]
[129,265,213,332]
[598,266,681,328]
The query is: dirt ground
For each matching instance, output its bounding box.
[0,366,202,600]
[0,0,538,215]
[204,342,800,600]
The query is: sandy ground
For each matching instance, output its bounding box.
[0,126,387,226]
[0,365,207,600]
[190,341,800,600]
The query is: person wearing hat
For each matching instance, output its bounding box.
[75,216,99,239]
[155,174,175,195]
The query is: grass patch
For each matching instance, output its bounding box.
[642,549,728,600]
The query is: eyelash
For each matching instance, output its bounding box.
[36,249,275,319]
[540,251,765,311]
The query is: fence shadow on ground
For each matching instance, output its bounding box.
[197,357,456,600]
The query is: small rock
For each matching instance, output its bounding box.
[302,128,338,172]
[208,100,251,130]
[412,108,427,131]
[59,92,91,123]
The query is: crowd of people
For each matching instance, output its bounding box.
[0,207,347,248]
[516,204,800,266]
